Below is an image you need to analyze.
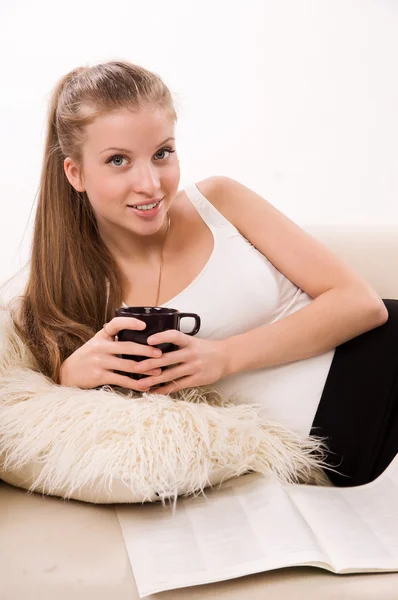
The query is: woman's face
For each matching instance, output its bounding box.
[64,106,180,241]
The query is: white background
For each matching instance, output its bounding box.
[0,0,397,285]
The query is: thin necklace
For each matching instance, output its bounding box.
[155,212,171,306]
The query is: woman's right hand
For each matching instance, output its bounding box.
[59,317,163,391]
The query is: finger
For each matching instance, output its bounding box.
[105,371,150,392]
[101,324,116,341]
[134,349,188,374]
[145,368,163,376]
[108,356,162,376]
[146,329,190,347]
[109,363,162,378]
[101,317,147,339]
[152,376,196,396]
[107,340,162,359]
[137,363,192,390]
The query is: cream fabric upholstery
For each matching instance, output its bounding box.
[1,226,397,600]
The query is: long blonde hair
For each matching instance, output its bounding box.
[0,60,177,384]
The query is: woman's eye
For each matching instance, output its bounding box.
[107,154,128,167]
[155,147,176,160]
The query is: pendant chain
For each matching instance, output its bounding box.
[155,212,171,307]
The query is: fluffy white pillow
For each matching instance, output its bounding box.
[0,310,333,506]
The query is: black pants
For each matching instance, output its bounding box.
[310,299,398,487]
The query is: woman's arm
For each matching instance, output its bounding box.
[198,176,388,376]
[224,286,387,376]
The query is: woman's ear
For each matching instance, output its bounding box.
[63,157,86,193]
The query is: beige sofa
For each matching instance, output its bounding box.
[1,226,398,600]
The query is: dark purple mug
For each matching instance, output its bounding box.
[114,306,201,381]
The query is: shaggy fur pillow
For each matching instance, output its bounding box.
[0,310,333,506]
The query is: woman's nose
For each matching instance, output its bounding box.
[130,163,160,195]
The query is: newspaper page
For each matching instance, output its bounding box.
[287,454,398,573]
[116,453,398,598]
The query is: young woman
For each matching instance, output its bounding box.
[4,60,397,488]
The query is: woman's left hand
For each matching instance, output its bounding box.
[133,331,230,395]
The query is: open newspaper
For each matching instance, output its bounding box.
[116,453,398,598]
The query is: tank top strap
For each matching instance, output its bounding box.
[183,182,239,233]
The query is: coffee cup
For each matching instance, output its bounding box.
[114,306,201,380]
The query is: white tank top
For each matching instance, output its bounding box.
[122,182,336,437]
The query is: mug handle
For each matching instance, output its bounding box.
[177,313,201,336]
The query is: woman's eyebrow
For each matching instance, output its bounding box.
[99,137,175,155]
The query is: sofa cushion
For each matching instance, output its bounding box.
[0,310,331,505]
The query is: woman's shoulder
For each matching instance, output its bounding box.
[179,175,235,216]
[189,175,244,221]
[188,176,227,204]
[178,176,243,232]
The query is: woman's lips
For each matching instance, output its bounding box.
[127,198,163,218]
